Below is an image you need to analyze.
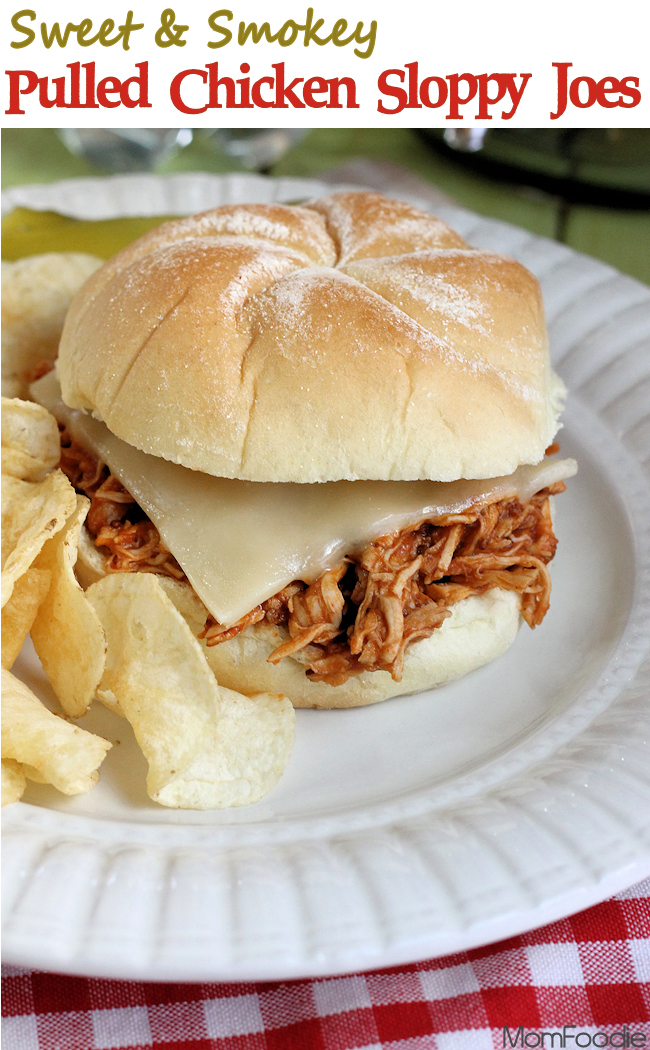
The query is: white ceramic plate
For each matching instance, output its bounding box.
[3,173,650,981]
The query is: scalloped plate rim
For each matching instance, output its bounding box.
[2,172,650,981]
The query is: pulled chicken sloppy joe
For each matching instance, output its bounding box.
[32,190,576,708]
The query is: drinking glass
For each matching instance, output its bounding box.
[57,128,193,173]
[200,128,308,171]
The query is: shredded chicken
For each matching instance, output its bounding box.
[202,483,565,685]
[60,429,564,686]
[59,429,185,580]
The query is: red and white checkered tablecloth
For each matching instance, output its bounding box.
[3,879,650,1050]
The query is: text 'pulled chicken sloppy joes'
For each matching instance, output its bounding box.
[32,191,576,709]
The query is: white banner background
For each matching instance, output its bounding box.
[2,0,648,126]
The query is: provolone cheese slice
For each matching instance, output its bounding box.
[33,372,577,627]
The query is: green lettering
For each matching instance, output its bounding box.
[238,20,277,45]
[76,18,101,46]
[330,18,353,46]
[40,21,76,48]
[276,19,305,46]
[116,10,144,50]
[10,9,36,48]
[353,19,377,59]
[229,11,376,56]
[303,8,332,46]
[207,9,233,48]
[97,19,116,45]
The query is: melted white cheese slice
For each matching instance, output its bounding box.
[33,372,577,627]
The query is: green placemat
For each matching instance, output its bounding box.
[1,207,178,261]
[2,129,648,285]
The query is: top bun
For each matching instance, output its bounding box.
[58,192,565,483]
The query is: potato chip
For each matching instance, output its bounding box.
[1,470,76,607]
[2,253,102,399]
[1,669,111,794]
[87,573,295,809]
[1,567,50,669]
[1,396,61,482]
[93,577,202,720]
[156,576,207,633]
[30,496,106,717]
[20,764,49,784]
[75,524,108,590]
[1,757,26,806]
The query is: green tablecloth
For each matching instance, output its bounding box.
[2,128,648,285]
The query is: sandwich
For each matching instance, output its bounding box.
[32,191,576,709]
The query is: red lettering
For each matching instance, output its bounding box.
[67,61,81,106]
[569,75,597,108]
[377,68,406,114]
[595,77,621,107]
[304,76,328,107]
[405,62,421,108]
[97,76,121,108]
[206,62,235,108]
[80,62,98,107]
[446,73,478,119]
[38,75,68,107]
[236,63,253,108]
[5,69,38,114]
[500,73,532,119]
[272,62,305,108]
[170,68,208,114]
[120,62,150,108]
[251,75,274,107]
[327,76,357,108]
[551,62,571,119]
[419,76,447,108]
[553,64,641,116]
[619,77,641,107]
[475,73,508,119]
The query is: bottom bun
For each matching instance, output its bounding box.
[157,579,522,709]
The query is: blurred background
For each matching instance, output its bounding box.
[2,127,649,284]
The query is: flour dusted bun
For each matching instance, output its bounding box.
[153,577,521,709]
[58,192,564,483]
